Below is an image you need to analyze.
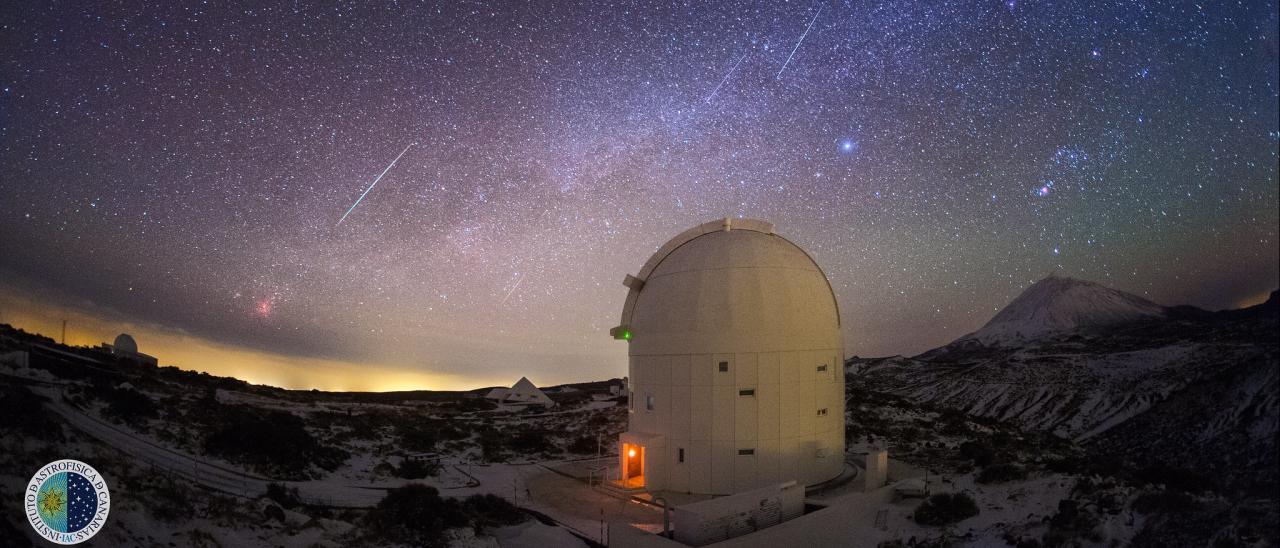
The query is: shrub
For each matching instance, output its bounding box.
[364,485,469,545]
[373,461,396,477]
[397,458,440,479]
[1134,463,1212,493]
[265,482,302,509]
[101,386,158,425]
[508,429,558,455]
[1132,491,1199,514]
[477,428,508,462]
[203,404,348,478]
[0,385,63,440]
[567,435,598,454]
[454,397,497,412]
[397,423,440,452]
[958,441,995,467]
[145,478,197,522]
[462,494,526,530]
[914,492,979,526]
[977,463,1027,484]
[938,411,972,436]
[1043,499,1102,547]
[587,413,613,428]
[397,420,469,452]
[1045,456,1084,475]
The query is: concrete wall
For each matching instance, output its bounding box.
[630,348,844,494]
[673,481,805,546]
[610,522,686,548]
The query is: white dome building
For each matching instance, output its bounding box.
[105,333,157,366]
[611,218,845,495]
[113,333,138,354]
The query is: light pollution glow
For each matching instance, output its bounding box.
[0,287,493,392]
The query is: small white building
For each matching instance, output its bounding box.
[485,377,555,406]
[101,333,158,366]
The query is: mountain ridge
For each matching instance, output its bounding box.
[851,276,1279,496]
[959,275,1167,346]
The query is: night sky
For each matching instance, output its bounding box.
[1,1,1276,390]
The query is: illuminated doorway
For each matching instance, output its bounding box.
[622,442,645,488]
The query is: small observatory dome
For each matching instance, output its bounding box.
[113,333,138,354]
[612,218,845,496]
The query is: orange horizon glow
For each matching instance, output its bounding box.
[1235,290,1274,309]
[0,292,504,393]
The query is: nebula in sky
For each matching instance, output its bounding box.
[0,1,1276,389]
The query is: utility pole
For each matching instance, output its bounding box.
[61,319,67,345]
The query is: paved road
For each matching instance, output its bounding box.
[33,385,389,507]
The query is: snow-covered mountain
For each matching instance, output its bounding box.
[962,275,1166,346]
[851,277,1278,494]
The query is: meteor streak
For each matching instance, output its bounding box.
[776,6,822,79]
[337,142,415,226]
[705,50,750,103]
[500,273,524,305]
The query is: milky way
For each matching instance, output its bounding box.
[1,1,1276,386]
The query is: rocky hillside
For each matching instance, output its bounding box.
[852,278,1278,496]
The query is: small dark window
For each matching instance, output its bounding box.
[738,388,755,396]
[718,361,729,372]
[645,394,654,411]
[817,364,828,372]
[817,408,828,416]
[678,448,685,463]
[738,448,755,456]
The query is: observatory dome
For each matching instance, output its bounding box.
[613,219,846,495]
[113,333,138,354]
[621,218,841,356]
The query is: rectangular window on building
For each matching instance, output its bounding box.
[817,364,828,372]
[645,394,654,411]
[738,388,755,396]
[737,448,755,456]
[718,361,729,372]
[817,408,828,416]
[628,391,634,410]
[678,448,685,463]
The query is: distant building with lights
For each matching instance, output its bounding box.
[610,218,845,495]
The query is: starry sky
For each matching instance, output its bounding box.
[1,1,1277,390]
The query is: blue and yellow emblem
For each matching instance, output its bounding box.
[25,460,110,545]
